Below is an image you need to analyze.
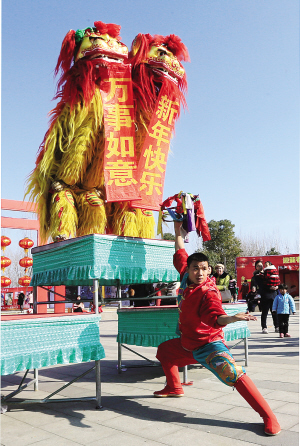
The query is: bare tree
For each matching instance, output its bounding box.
[238,233,296,257]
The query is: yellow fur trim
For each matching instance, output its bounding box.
[54,90,104,186]
[25,91,104,242]
[111,203,139,237]
[76,191,107,236]
[122,209,139,237]
[49,190,77,240]
[136,209,155,239]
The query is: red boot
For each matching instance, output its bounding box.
[154,385,184,397]
[154,364,184,397]
[235,374,281,435]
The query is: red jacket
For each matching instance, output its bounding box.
[263,265,281,288]
[174,249,227,351]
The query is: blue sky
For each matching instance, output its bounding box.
[2,0,299,253]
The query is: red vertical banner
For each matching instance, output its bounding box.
[101,64,141,202]
[133,84,180,210]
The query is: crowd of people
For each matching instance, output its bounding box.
[127,259,297,341]
[246,259,296,337]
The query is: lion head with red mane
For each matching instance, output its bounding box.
[35,20,127,167]
[128,33,189,115]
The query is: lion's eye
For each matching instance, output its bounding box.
[89,36,105,43]
[159,50,167,57]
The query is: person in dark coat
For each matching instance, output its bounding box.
[260,261,280,334]
[240,279,249,300]
[246,286,261,313]
[251,260,264,295]
[17,292,25,312]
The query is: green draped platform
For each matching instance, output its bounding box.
[117,304,250,348]
[31,234,179,287]
[1,314,105,376]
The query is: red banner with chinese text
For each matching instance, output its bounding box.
[101,64,141,202]
[133,83,180,211]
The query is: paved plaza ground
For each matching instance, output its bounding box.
[1,308,299,446]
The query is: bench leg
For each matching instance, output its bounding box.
[95,360,102,409]
[244,337,249,367]
[118,342,122,374]
[34,369,39,391]
[182,366,188,383]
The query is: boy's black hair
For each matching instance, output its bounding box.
[255,259,263,268]
[279,283,288,290]
[187,252,209,267]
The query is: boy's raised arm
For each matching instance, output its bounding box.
[174,221,185,252]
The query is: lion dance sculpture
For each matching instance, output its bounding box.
[26,21,189,243]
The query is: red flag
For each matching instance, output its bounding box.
[133,83,180,210]
[101,64,141,202]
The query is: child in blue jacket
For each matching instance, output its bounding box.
[272,284,296,338]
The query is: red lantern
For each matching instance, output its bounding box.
[1,276,11,287]
[19,257,33,273]
[1,256,11,272]
[1,236,11,252]
[19,237,34,254]
[18,276,32,287]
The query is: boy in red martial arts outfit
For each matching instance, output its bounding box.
[154,221,280,436]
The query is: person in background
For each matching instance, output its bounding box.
[251,260,264,295]
[213,264,230,291]
[89,301,103,313]
[246,286,261,313]
[272,284,296,338]
[28,292,34,309]
[73,295,84,312]
[228,278,238,302]
[208,265,216,284]
[240,279,250,300]
[264,261,280,289]
[213,264,231,302]
[260,261,280,334]
[161,282,179,306]
[154,283,163,306]
[17,292,25,313]
[128,283,154,307]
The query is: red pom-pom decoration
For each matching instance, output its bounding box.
[94,21,121,39]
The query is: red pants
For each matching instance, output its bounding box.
[156,338,280,435]
[156,338,244,388]
[157,338,198,368]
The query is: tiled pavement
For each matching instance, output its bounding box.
[1,308,298,445]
